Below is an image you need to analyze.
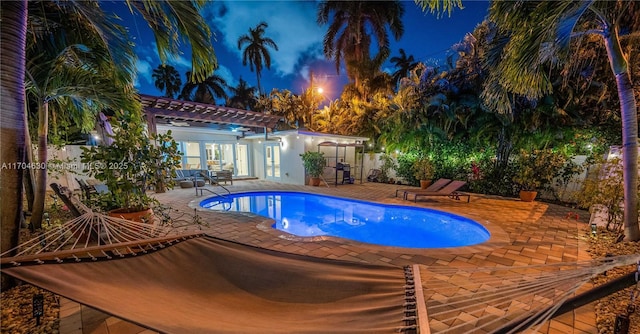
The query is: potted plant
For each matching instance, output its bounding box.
[512,149,567,202]
[81,109,182,221]
[413,157,435,189]
[300,151,326,186]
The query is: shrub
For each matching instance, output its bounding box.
[396,153,418,185]
[378,154,397,183]
[467,158,519,197]
[573,157,625,232]
[413,157,435,181]
[512,149,569,192]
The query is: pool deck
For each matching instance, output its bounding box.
[59,180,597,334]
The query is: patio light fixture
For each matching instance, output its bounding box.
[590,223,597,236]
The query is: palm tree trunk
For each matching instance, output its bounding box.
[31,103,49,229]
[603,29,640,241]
[23,106,35,213]
[0,0,28,290]
[256,71,262,96]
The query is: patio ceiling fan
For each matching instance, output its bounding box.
[168,120,190,127]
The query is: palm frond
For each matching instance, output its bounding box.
[128,0,216,82]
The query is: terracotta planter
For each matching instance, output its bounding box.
[310,177,322,186]
[519,190,538,202]
[108,207,154,223]
[420,180,432,189]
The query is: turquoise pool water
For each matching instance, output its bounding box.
[200,191,490,248]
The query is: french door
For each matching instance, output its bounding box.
[265,143,281,180]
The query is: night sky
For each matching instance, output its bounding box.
[106,0,490,102]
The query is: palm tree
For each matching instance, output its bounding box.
[152,64,182,98]
[227,77,258,110]
[317,1,404,86]
[25,1,138,229]
[237,22,278,94]
[485,1,639,240]
[390,48,418,89]
[0,0,217,284]
[343,52,395,100]
[313,100,342,133]
[179,71,228,104]
[0,1,28,276]
[414,0,464,17]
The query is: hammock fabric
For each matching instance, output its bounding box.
[3,236,414,333]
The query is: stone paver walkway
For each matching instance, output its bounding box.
[59,180,597,333]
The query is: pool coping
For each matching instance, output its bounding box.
[188,190,512,258]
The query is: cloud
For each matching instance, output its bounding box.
[207,1,325,77]
[133,40,194,90]
[133,56,153,89]
[216,65,236,88]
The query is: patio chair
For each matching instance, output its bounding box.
[213,170,233,185]
[366,169,381,182]
[75,178,109,200]
[404,180,470,203]
[50,183,89,217]
[75,178,96,201]
[395,178,451,199]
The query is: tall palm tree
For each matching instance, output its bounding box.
[317,1,405,86]
[152,64,182,98]
[25,1,138,229]
[342,55,394,101]
[179,71,228,104]
[227,77,258,110]
[390,48,418,89]
[485,1,639,240]
[0,1,28,277]
[237,22,278,94]
[0,0,217,283]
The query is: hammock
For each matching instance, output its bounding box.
[418,255,640,333]
[2,210,638,333]
[1,212,420,333]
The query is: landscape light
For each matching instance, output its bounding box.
[590,223,597,236]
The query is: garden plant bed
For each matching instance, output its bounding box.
[586,228,640,334]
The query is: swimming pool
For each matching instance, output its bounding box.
[200,191,490,248]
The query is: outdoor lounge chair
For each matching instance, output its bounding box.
[366,169,381,182]
[50,183,89,217]
[395,178,451,199]
[172,170,188,182]
[75,178,109,200]
[404,180,470,203]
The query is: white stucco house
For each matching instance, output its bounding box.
[50,95,370,189]
[157,125,369,186]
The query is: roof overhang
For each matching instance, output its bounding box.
[244,129,369,143]
[140,94,282,130]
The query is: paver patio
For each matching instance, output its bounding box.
[59,180,597,334]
